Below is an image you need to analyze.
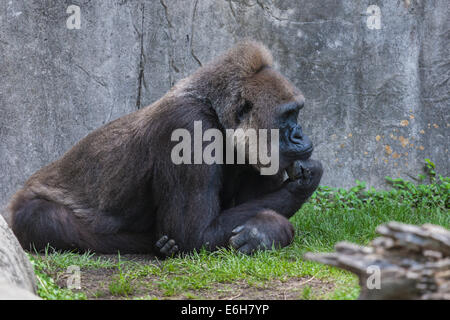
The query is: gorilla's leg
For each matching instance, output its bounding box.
[12,198,88,251]
[11,198,157,253]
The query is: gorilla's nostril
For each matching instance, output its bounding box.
[292,133,302,141]
[290,127,303,143]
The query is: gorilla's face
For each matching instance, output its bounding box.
[275,100,313,164]
[238,67,313,173]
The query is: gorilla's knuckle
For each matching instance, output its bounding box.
[249,227,259,238]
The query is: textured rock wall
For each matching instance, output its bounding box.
[0,0,448,209]
[0,215,38,299]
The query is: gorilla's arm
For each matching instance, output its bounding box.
[202,161,322,253]
[258,159,324,218]
[159,160,322,254]
[201,190,297,253]
[231,160,323,219]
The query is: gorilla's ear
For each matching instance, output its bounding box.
[236,99,254,123]
[226,40,273,77]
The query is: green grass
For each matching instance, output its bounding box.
[125,248,355,297]
[29,169,449,300]
[108,254,135,296]
[29,253,88,300]
[27,248,115,299]
[35,247,116,271]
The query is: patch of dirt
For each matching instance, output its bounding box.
[93,253,159,265]
[56,267,118,299]
[50,254,336,300]
[184,278,335,300]
[62,271,334,300]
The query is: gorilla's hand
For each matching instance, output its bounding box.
[285,159,323,196]
[229,211,294,254]
[155,235,179,257]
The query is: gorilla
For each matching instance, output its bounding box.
[7,41,323,256]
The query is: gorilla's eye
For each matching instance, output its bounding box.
[278,102,300,122]
[236,100,253,122]
[285,109,298,119]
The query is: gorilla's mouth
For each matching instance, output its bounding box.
[285,146,313,179]
[286,163,296,181]
[285,158,322,181]
[297,146,313,160]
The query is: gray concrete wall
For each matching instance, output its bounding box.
[0,0,449,209]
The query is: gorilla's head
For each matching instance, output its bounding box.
[186,40,314,175]
[238,65,313,172]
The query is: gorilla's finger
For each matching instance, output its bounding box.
[232,225,244,234]
[286,163,296,181]
[304,168,311,179]
[237,243,255,255]
[229,232,248,249]
[248,227,259,238]
[168,245,179,256]
[303,169,312,184]
[155,235,169,249]
[160,239,176,255]
[256,240,271,251]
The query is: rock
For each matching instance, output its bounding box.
[304,222,450,300]
[0,282,40,300]
[0,215,39,299]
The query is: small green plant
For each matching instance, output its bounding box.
[424,158,436,183]
[108,253,135,296]
[301,285,312,300]
[311,159,449,211]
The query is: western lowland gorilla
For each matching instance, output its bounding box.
[7,41,323,256]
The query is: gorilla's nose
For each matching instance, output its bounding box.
[290,126,303,144]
